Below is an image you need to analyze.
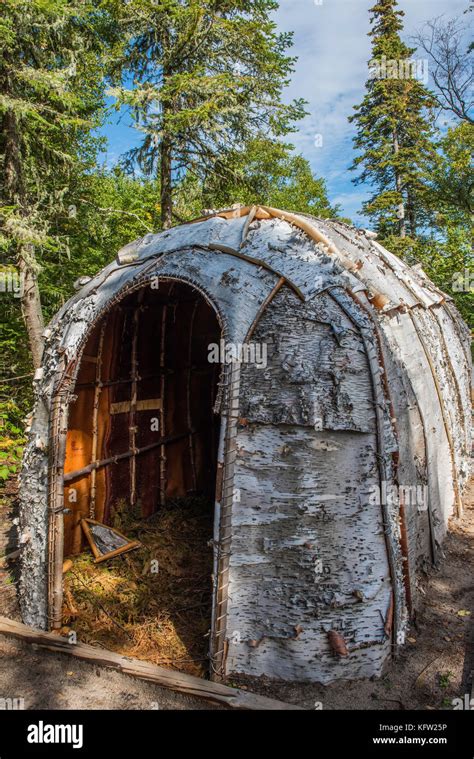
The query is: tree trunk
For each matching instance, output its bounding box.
[3,108,45,367]
[159,32,173,231]
[18,247,44,369]
[392,128,406,238]
[160,134,173,231]
[407,191,417,237]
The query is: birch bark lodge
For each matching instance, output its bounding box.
[19,206,471,684]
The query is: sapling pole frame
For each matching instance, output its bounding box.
[328,288,406,644]
[48,385,71,630]
[340,284,417,610]
[63,430,200,483]
[90,320,106,519]
[75,367,214,391]
[129,291,143,507]
[187,299,199,492]
[210,364,241,680]
[159,288,168,506]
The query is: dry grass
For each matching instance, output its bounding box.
[63,497,213,678]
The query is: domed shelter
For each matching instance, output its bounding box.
[19,205,471,684]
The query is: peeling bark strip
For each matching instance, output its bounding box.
[210,361,242,679]
[328,630,349,657]
[19,207,471,685]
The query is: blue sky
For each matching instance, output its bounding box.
[99,0,469,226]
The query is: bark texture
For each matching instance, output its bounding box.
[19,208,471,684]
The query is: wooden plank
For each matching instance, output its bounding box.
[110,398,162,415]
[136,398,162,412]
[0,616,303,711]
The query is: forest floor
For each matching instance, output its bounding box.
[62,497,213,679]
[0,476,472,711]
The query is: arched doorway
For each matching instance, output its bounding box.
[60,279,223,676]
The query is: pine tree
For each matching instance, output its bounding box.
[112,0,306,229]
[349,0,436,238]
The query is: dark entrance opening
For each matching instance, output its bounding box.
[62,280,222,676]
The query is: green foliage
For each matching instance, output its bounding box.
[425,123,473,221]
[0,0,113,243]
[380,229,473,327]
[0,0,470,457]
[402,123,473,326]
[0,399,26,484]
[39,168,162,322]
[174,138,340,218]
[0,263,34,417]
[0,0,128,372]
[351,1,472,321]
[111,0,307,221]
[0,168,162,406]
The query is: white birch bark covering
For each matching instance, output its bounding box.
[19,209,471,684]
[226,288,393,682]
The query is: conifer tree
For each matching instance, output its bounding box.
[0,0,115,365]
[112,0,306,229]
[349,0,436,237]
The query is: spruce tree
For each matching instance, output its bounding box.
[349,0,436,238]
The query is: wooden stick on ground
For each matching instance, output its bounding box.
[0,549,20,567]
[0,616,303,711]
